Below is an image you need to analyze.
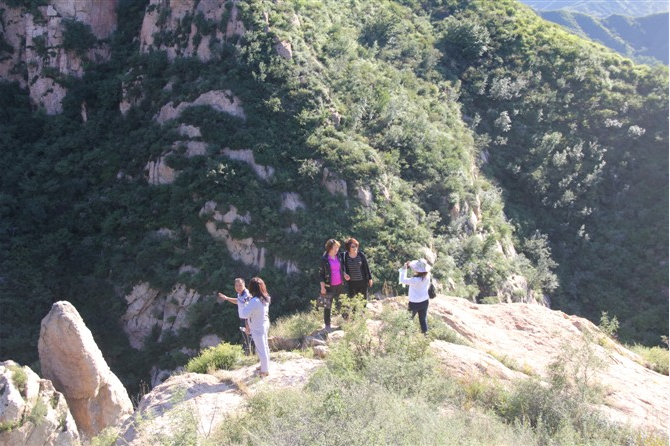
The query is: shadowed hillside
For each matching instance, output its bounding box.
[0,0,667,398]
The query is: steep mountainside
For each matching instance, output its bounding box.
[520,0,669,18]
[0,0,667,394]
[539,10,669,65]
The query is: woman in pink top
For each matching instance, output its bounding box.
[318,239,345,331]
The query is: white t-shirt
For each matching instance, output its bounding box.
[398,267,430,303]
[236,289,251,319]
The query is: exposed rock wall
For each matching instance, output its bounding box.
[121,282,203,350]
[0,0,117,113]
[139,0,245,62]
[38,301,133,438]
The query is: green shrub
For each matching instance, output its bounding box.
[89,427,120,446]
[0,421,19,433]
[62,19,97,57]
[628,344,669,375]
[184,342,242,374]
[27,399,48,426]
[598,311,620,338]
[211,377,534,446]
[270,309,322,340]
[9,365,28,396]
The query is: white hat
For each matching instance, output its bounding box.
[409,259,431,273]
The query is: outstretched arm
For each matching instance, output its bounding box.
[217,292,238,304]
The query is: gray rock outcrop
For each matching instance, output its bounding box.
[121,282,203,349]
[0,360,80,446]
[38,301,133,438]
[0,0,117,114]
[139,0,242,62]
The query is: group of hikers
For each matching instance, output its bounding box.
[217,238,433,378]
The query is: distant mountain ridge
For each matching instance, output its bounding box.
[521,0,669,18]
[539,10,669,64]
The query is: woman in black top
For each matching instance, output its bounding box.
[342,237,373,301]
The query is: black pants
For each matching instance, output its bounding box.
[239,318,253,355]
[324,284,345,327]
[408,300,429,334]
[347,280,369,301]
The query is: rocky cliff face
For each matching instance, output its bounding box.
[0,0,117,113]
[139,0,245,62]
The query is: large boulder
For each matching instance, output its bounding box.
[38,301,133,438]
[0,360,79,446]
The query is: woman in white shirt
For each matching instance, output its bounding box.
[398,259,431,334]
[238,277,272,377]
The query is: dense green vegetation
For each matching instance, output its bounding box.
[0,0,667,395]
[434,0,668,344]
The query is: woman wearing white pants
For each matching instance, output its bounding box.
[238,277,271,377]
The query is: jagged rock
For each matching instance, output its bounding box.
[494,274,541,304]
[468,210,478,232]
[275,40,293,59]
[177,124,202,138]
[303,336,327,348]
[322,167,347,196]
[280,192,306,211]
[0,1,117,114]
[274,257,299,274]
[38,301,133,438]
[121,282,162,349]
[140,0,242,62]
[0,361,80,446]
[472,194,482,221]
[144,141,208,185]
[155,90,246,124]
[178,264,200,276]
[160,284,201,341]
[145,155,177,185]
[356,186,373,207]
[419,247,437,266]
[118,354,321,445]
[121,282,202,349]
[226,3,246,38]
[330,110,342,127]
[178,140,208,157]
[204,222,266,268]
[222,148,275,181]
[199,201,251,224]
[200,202,266,269]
